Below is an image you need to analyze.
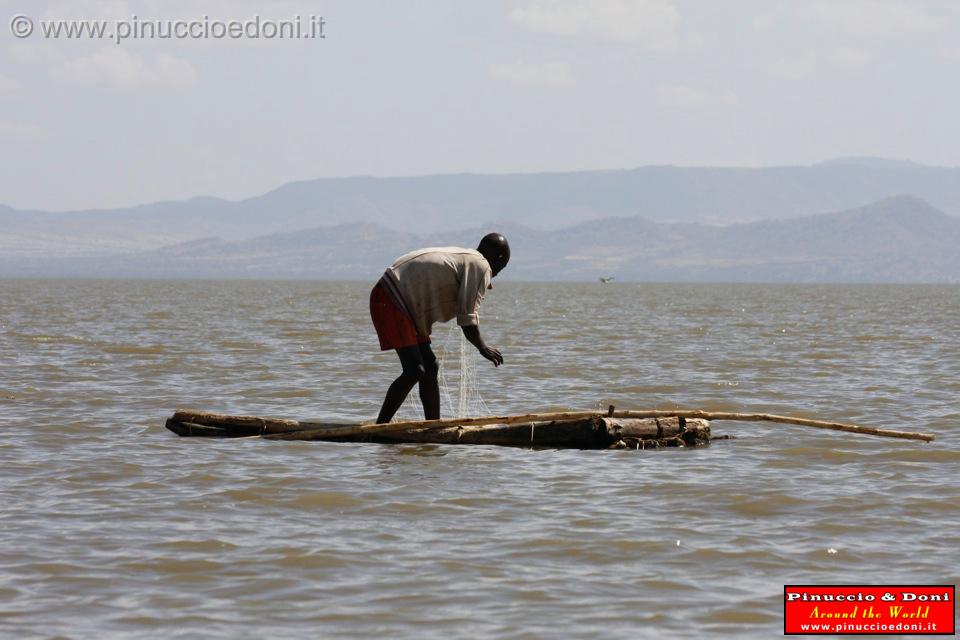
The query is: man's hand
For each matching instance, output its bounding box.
[479,345,503,367]
[461,325,504,367]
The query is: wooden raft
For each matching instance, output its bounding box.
[165,410,711,450]
[165,407,934,449]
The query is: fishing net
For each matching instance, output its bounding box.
[395,323,490,420]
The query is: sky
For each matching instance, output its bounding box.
[1,0,959,211]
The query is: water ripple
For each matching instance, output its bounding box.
[1,280,958,639]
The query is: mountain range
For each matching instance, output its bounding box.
[2,158,960,281]
[4,195,958,283]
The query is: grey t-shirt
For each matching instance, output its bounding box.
[381,247,492,337]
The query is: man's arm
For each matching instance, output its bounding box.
[461,325,503,367]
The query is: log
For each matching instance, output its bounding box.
[164,418,230,437]
[607,417,711,449]
[263,410,603,442]
[606,416,682,439]
[281,416,711,449]
[170,409,349,437]
[369,418,604,448]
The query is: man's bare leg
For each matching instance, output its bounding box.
[376,345,424,424]
[417,343,440,420]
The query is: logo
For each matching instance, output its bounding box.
[784,585,955,635]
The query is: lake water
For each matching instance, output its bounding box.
[1,279,958,638]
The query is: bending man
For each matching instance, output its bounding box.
[369,233,510,423]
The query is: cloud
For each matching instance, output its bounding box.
[57,48,197,88]
[769,56,817,79]
[942,46,960,61]
[655,84,737,110]
[490,61,575,89]
[832,46,870,68]
[41,0,133,21]
[0,75,21,95]
[509,0,685,49]
[8,43,62,67]
[140,0,327,19]
[0,119,50,140]
[799,1,941,37]
[751,15,776,31]
[11,40,198,90]
[41,0,325,20]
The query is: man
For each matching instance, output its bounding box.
[370,233,510,424]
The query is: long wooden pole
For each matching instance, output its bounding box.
[613,410,935,442]
[262,409,935,442]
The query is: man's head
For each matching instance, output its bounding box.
[477,232,510,276]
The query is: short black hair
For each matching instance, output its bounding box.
[478,232,510,274]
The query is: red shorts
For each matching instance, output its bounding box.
[370,284,430,351]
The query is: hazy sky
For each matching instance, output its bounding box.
[2,0,959,210]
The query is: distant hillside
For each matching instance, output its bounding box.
[5,196,958,283]
[2,158,960,260]
[539,195,960,282]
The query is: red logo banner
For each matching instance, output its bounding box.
[784,585,955,635]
